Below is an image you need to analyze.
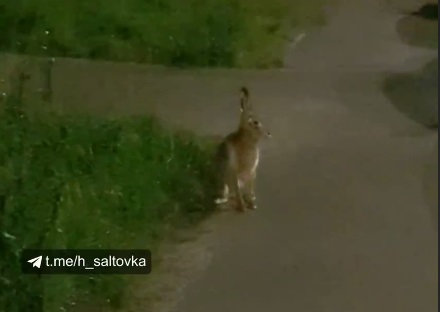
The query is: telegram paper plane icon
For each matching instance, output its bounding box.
[27,256,43,268]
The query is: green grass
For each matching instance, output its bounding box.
[0,0,328,68]
[0,92,217,312]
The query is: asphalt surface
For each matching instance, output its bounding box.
[168,1,438,311]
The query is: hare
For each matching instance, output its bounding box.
[214,87,271,212]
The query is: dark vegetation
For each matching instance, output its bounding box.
[0,70,217,312]
[0,0,327,68]
[410,3,438,20]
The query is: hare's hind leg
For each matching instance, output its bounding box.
[214,146,230,206]
[214,184,229,205]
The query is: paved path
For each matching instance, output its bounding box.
[167,0,438,311]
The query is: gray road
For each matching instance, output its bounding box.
[169,1,438,311]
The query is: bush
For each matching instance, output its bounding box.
[0,0,326,68]
[0,93,217,311]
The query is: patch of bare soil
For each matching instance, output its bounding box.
[123,211,231,312]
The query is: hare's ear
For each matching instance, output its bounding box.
[240,87,249,112]
[239,87,251,127]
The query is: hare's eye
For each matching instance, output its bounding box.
[253,120,259,126]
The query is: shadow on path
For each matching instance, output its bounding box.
[383,58,438,128]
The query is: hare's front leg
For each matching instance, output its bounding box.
[244,174,257,210]
[230,175,246,212]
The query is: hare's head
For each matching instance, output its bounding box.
[239,87,271,140]
[243,115,271,140]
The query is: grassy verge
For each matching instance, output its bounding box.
[0,0,328,68]
[0,89,217,311]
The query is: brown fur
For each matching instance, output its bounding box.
[214,87,270,212]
